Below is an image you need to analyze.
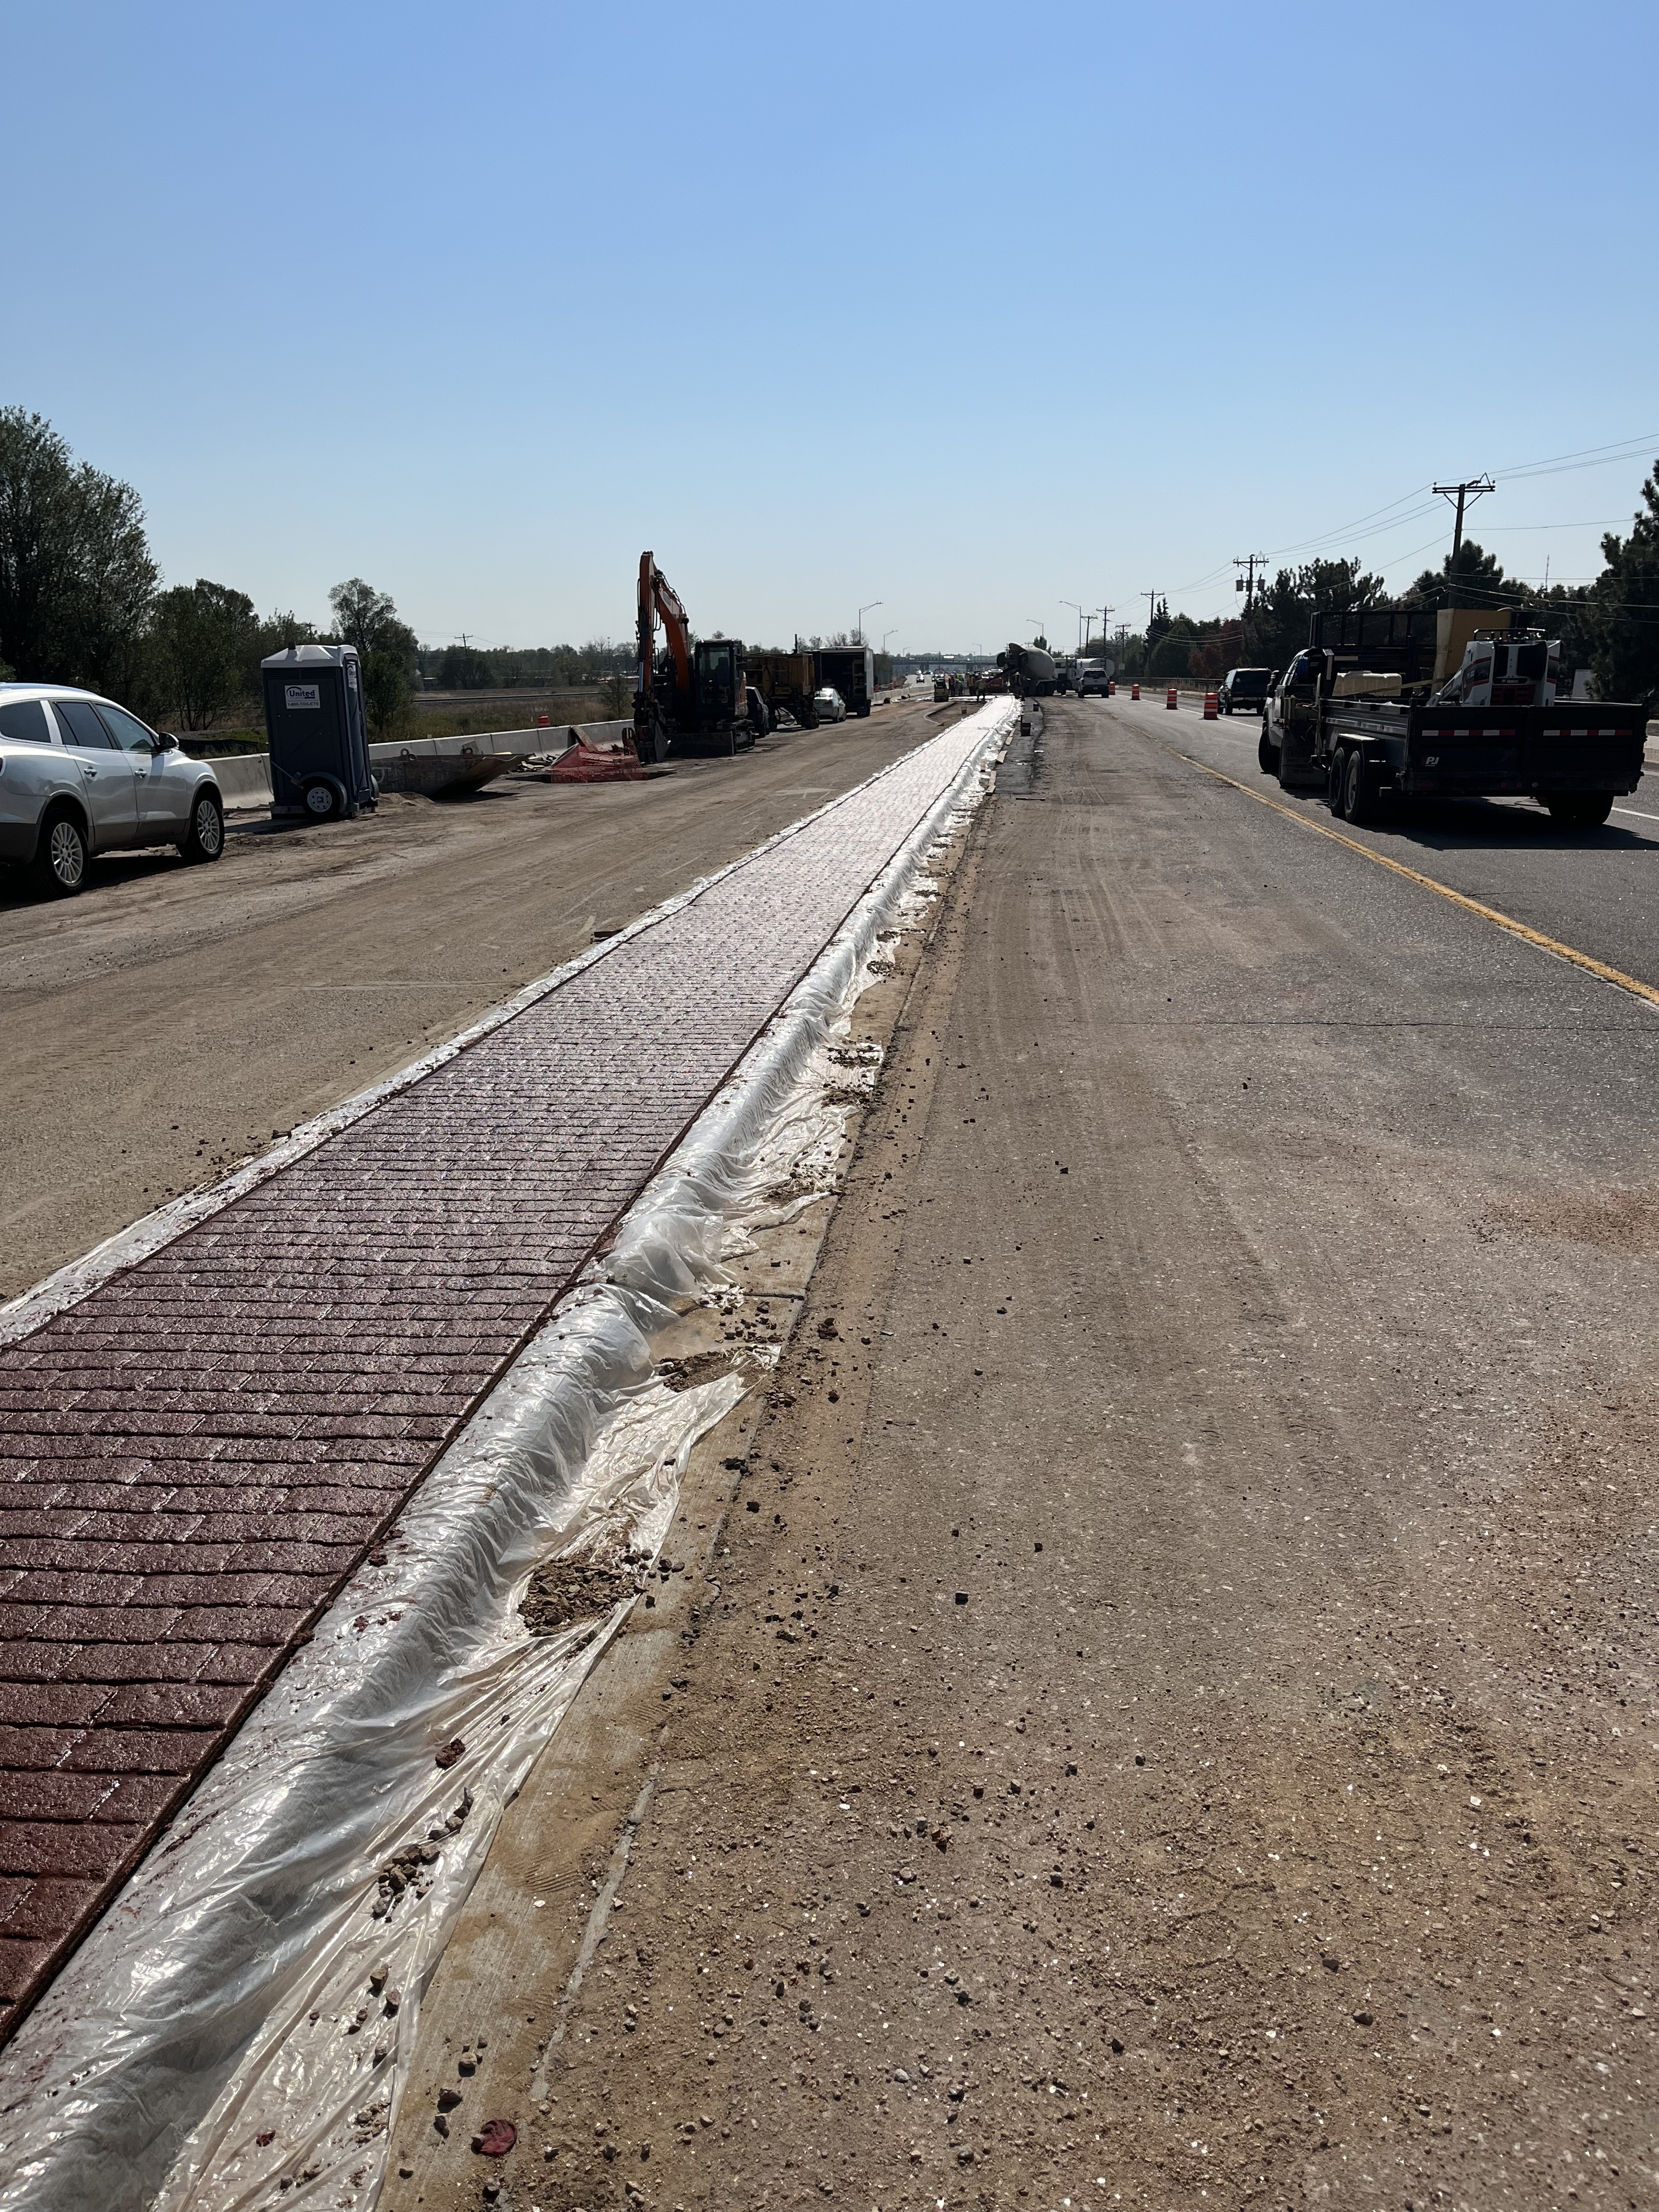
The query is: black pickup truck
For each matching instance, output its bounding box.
[1260,607,1646,828]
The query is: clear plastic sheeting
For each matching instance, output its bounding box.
[0,702,1013,2212]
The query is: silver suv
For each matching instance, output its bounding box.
[0,684,225,896]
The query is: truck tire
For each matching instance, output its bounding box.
[1342,747,1373,826]
[1258,725,1278,777]
[1327,748,1347,813]
[1547,792,1614,828]
[35,805,88,898]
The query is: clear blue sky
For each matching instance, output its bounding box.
[9,0,1656,655]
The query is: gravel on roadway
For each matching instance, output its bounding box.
[404,695,1658,2212]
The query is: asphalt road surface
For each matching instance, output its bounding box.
[0,702,947,1301]
[1128,686,1659,990]
[417,693,1658,2211]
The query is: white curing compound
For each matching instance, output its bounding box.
[0,701,1014,2212]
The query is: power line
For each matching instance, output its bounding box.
[1493,431,1659,479]
[1170,433,1656,603]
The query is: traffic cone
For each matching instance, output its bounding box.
[1166,685,1178,709]
[1203,689,1218,720]
[1130,682,1140,701]
[1107,680,1115,695]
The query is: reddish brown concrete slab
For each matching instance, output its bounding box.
[0,724,992,2042]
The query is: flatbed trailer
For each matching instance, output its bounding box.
[1263,606,1646,828]
[1317,696,1645,826]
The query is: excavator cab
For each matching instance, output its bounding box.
[695,640,743,734]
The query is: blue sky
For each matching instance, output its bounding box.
[8,0,1656,654]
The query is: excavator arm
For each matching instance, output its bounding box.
[637,551,692,709]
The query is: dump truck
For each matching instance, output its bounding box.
[748,648,820,730]
[633,552,756,762]
[1259,605,1645,828]
[814,645,875,718]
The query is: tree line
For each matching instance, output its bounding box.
[0,411,630,736]
[1101,462,1659,702]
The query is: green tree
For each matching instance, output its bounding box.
[435,645,494,689]
[148,578,258,729]
[1245,556,1386,672]
[328,576,417,737]
[1588,460,1659,703]
[0,408,157,691]
[1406,538,1524,617]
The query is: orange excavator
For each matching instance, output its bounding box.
[634,551,755,763]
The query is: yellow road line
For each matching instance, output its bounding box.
[1153,735,1659,1015]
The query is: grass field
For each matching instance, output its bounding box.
[186,688,616,755]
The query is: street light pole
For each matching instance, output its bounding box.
[857,600,882,644]
[1061,600,1083,655]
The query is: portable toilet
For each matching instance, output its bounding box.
[261,643,379,820]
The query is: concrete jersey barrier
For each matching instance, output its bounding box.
[199,723,636,812]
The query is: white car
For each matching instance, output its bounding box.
[0,683,226,896]
[813,686,847,725]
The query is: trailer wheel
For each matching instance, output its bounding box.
[1342,747,1374,826]
[1258,725,1278,777]
[1327,748,1347,814]
[1547,792,1613,828]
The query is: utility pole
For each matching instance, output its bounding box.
[1431,476,1493,604]
[1232,554,1268,612]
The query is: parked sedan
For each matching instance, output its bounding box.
[0,684,225,896]
[812,686,847,724]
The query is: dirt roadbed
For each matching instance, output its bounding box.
[384,700,1657,2211]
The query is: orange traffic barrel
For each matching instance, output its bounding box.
[1203,689,1218,720]
[1107,679,1115,695]
[1165,685,1178,709]
[1130,682,1140,700]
